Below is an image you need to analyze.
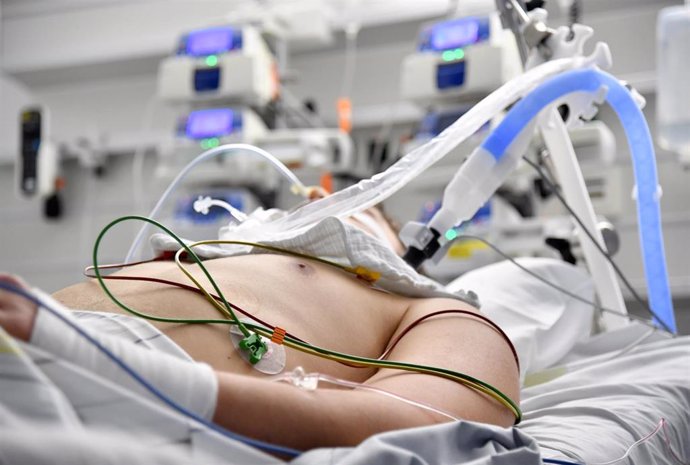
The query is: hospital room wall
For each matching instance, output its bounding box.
[0,1,688,332]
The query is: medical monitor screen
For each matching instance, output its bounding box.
[186,109,235,139]
[419,17,490,52]
[184,27,242,56]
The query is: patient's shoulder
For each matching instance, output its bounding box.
[401,296,482,326]
[371,295,520,427]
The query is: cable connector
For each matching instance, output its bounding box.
[400,221,442,269]
[193,195,247,223]
[193,196,213,215]
[270,327,287,345]
[285,367,319,391]
[239,333,268,365]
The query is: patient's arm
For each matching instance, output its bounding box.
[1,275,519,450]
[212,297,520,450]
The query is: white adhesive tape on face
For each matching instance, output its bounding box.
[229,319,286,375]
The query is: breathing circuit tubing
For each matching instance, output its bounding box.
[222,56,598,242]
[124,143,308,264]
[479,68,675,333]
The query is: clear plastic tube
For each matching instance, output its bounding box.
[193,196,248,223]
[235,57,590,242]
[125,143,307,263]
[544,418,688,465]
[478,68,675,333]
[272,367,460,422]
[131,97,159,216]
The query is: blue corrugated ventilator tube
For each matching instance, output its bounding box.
[481,68,676,333]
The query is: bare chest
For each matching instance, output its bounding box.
[54,254,409,382]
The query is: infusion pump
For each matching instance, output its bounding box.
[157,25,277,106]
[400,13,522,104]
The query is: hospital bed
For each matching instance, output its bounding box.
[1,256,688,465]
[2,5,689,464]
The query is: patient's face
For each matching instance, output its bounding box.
[303,189,404,255]
[345,207,405,255]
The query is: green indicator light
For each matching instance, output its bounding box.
[200,139,209,149]
[442,50,455,62]
[208,137,220,148]
[205,55,218,67]
[445,229,458,241]
[455,48,465,60]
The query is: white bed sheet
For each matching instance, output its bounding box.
[446,257,597,380]
[520,323,690,464]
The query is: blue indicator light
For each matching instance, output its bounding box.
[185,26,242,56]
[186,109,236,139]
[418,17,490,52]
[433,20,478,50]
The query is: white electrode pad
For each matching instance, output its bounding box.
[229,319,286,375]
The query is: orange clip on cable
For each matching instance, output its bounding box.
[271,327,287,345]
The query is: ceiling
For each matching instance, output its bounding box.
[0,0,453,25]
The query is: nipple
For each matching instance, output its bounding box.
[229,319,286,375]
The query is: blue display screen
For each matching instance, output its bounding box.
[185,109,236,139]
[184,27,242,56]
[419,17,490,52]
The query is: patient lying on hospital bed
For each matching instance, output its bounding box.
[0,207,520,452]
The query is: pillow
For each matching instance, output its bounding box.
[446,257,595,381]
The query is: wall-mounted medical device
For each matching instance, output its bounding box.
[535,121,624,219]
[177,107,267,147]
[17,106,58,199]
[156,107,269,184]
[400,14,521,103]
[657,5,690,167]
[257,129,355,174]
[157,25,277,106]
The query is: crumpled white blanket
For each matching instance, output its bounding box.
[151,213,479,306]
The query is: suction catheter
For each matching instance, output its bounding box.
[400,68,676,334]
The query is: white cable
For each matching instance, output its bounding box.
[79,166,97,269]
[460,234,673,334]
[589,418,682,465]
[340,21,361,99]
[545,418,689,465]
[318,372,460,422]
[281,88,325,127]
[563,328,657,372]
[131,97,159,215]
[124,143,307,263]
